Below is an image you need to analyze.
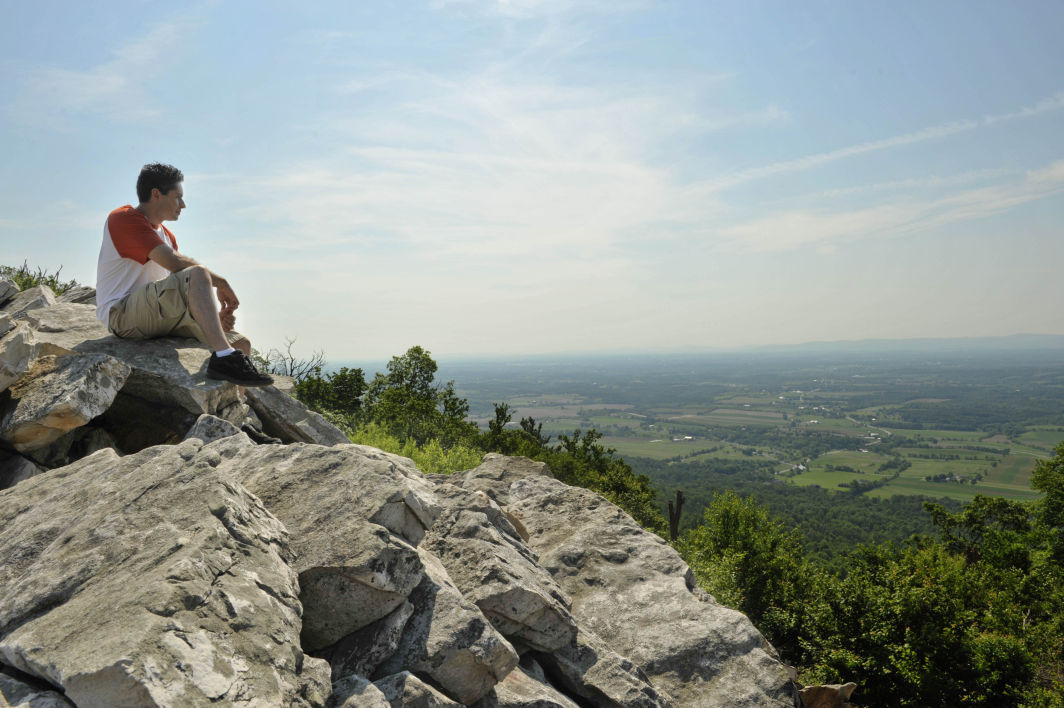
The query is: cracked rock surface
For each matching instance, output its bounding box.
[0,440,329,706]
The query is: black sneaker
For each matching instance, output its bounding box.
[206,351,275,387]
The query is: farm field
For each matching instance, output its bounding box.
[441,347,1064,509]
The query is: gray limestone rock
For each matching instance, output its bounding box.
[0,442,329,706]
[533,629,671,707]
[506,474,799,707]
[327,600,415,680]
[344,444,433,483]
[376,548,519,705]
[183,413,243,444]
[214,441,441,650]
[55,285,96,305]
[0,313,11,337]
[1,286,55,319]
[0,281,17,309]
[454,453,553,507]
[421,483,576,653]
[472,657,582,708]
[0,450,45,491]
[20,303,242,418]
[0,669,74,707]
[1,354,130,453]
[373,671,461,707]
[0,321,36,391]
[23,425,118,470]
[328,675,391,708]
[244,384,350,446]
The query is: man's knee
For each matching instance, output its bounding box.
[182,265,211,287]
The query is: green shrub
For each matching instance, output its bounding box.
[1,261,80,295]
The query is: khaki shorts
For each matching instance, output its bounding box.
[108,269,243,346]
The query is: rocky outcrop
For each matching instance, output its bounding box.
[2,285,56,320]
[0,443,330,706]
[0,284,350,466]
[0,279,808,706]
[245,384,350,445]
[456,455,800,707]
[0,354,130,453]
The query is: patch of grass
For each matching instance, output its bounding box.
[1,261,80,295]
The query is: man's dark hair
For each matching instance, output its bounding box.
[136,163,184,203]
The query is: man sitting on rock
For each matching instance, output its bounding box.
[95,162,273,388]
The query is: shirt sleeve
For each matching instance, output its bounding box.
[107,208,167,264]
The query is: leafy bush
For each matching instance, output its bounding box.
[346,422,483,475]
[1,261,80,295]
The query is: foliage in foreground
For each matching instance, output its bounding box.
[1,261,80,295]
[677,445,1064,706]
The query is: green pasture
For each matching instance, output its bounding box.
[508,394,582,406]
[1018,427,1064,451]
[605,436,717,460]
[668,409,784,427]
[985,454,1036,488]
[865,477,1039,502]
[890,429,989,442]
[799,418,874,436]
[787,467,883,490]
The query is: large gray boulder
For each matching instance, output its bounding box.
[0,280,17,308]
[473,658,581,708]
[327,675,390,708]
[376,548,519,705]
[0,441,330,706]
[373,671,461,706]
[1,285,55,319]
[454,453,553,507]
[19,303,242,421]
[326,600,415,681]
[422,483,576,653]
[183,412,242,444]
[55,285,96,305]
[0,669,74,707]
[213,440,440,650]
[0,320,36,391]
[505,474,799,707]
[0,449,44,491]
[534,628,671,707]
[0,354,130,453]
[244,384,350,446]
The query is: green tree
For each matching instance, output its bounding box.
[294,366,366,417]
[362,346,477,447]
[677,491,822,665]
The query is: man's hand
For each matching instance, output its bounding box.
[214,278,240,313]
[220,304,237,332]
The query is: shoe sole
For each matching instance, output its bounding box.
[206,371,275,387]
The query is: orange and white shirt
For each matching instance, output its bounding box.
[95,205,178,323]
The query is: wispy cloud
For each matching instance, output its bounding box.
[719,159,1064,252]
[12,19,196,125]
[700,91,1064,193]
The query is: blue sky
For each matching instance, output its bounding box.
[2,1,1062,359]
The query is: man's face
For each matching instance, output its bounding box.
[155,183,185,221]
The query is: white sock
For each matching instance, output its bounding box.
[215,347,236,357]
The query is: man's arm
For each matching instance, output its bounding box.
[148,243,240,314]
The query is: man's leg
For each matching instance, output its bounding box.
[185,266,229,352]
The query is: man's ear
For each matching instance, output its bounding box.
[150,187,162,201]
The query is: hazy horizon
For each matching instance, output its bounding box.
[4,2,1063,359]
